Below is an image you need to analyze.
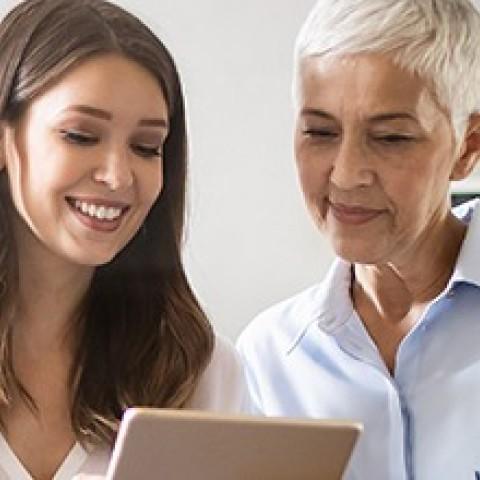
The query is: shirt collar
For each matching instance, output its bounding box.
[286,258,354,353]
[286,199,480,354]
[450,198,480,287]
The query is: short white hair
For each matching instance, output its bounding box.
[294,0,480,141]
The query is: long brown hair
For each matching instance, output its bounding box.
[0,0,214,444]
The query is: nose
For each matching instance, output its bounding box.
[93,147,134,191]
[330,134,375,190]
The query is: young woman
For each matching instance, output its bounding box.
[0,0,248,478]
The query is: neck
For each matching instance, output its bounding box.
[14,243,93,353]
[351,212,466,373]
[353,211,466,322]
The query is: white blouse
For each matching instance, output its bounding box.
[0,335,250,479]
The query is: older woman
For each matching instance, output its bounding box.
[237,0,480,479]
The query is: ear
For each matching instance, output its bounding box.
[450,113,480,181]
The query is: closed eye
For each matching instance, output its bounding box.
[131,143,163,159]
[60,129,98,146]
[373,133,416,144]
[303,128,339,139]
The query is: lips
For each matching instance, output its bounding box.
[328,201,384,225]
[66,196,130,232]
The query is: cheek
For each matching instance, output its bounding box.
[140,163,164,205]
[385,153,450,205]
[23,157,77,200]
[295,149,330,200]
[294,160,329,226]
[18,132,71,189]
[379,174,438,237]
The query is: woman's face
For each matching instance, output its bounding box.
[294,53,469,265]
[2,53,169,267]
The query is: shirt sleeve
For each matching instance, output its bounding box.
[235,330,266,416]
[187,334,253,414]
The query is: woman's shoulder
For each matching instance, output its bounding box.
[186,334,251,413]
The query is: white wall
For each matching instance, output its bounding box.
[0,0,334,340]
[121,0,333,339]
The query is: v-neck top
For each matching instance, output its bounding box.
[0,434,109,480]
[0,335,250,479]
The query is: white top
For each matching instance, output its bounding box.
[0,334,249,479]
[237,200,480,480]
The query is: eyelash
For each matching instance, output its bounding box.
[303,129,338,139]
[59,129,163,159]
[372,134,415,144]
[131,144,163,158]
[61,129,97,146]
[302,129,416,144]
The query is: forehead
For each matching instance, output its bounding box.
[26,53,168,122]
[296,53,440,119]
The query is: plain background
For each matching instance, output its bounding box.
[1,0,479,340]
[115,0,331,340]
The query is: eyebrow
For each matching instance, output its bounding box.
[300,108,418,124]
[369,112,418,123]
[66,105,169,129]
[300,108,334,120]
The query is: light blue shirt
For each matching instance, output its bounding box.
[237,200,480,480]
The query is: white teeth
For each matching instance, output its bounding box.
[105,208,119,220]
[96,206,106,220]
[88,204,96,217]
[73,199,122,221]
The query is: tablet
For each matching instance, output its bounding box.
[106,408,362,480]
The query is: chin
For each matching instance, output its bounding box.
[332,241,383,265]
[66,248,120,267]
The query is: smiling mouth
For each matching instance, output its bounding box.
[66,197,130,222]
[328,201,384,225]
